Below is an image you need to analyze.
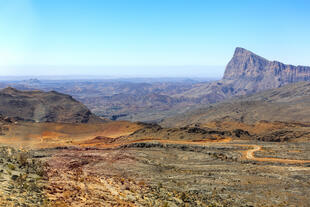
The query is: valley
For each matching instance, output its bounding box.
[1,0,310,206]
[1,48,309,123]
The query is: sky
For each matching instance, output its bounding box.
[0,0,309,78]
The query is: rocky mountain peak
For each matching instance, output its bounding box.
[223,47,269,81]
[233,47,253,56]
[222,47,310,93]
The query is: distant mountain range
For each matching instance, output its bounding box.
[0,47,309,122]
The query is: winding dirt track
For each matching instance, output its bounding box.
[4,122,309,165]
[79,138,310,165]
[3,129,310,165]
[240,144,310,164]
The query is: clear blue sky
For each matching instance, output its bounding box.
[0,0,309,77]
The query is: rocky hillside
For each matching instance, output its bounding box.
[162,82,310,127]
[175,48,310,101]
[0,87,103,123]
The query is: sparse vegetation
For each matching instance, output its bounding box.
[0,146,50,206]
[0,115,309,206]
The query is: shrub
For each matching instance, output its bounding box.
[7,163,16,170]
[16,152,29,167]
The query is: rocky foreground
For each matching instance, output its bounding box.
[0,119,309,206]
[0,139,306,207]
[0,146,48,206]
[0,109,309,206]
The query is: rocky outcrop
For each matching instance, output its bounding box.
[223,47,310,94]
[173,47,310,106]
[0,87,103,123]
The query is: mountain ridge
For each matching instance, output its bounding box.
[0,48,309,122]
[222,47,310,93]
[174,47,310,101]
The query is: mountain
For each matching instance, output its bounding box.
[0,87,103,123]
[0,48,309,122]
[0,80,199,122]
[174,47,310,101]
[161,81,310,127]
[222,47,310,94]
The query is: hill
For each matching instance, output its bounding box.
[162,81,310,127]
[0,87,103,123]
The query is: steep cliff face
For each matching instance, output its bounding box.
[223,47,310,94]
[0,87,104,123]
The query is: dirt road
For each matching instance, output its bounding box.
[241,144,310,164]
[80,138,310,165]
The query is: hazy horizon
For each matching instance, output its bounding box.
[0,0,309,77]
[0,65,225,79]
